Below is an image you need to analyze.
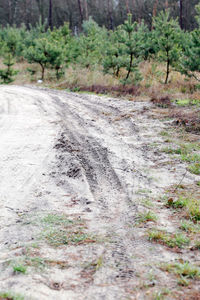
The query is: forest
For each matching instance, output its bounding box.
[0,0,200,94]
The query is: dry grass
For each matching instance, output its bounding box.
[2,58,200,102]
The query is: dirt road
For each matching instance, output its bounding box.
[0,86,198,299]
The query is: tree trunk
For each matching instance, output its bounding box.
[179,0,184,30]
[108,0,114,30]
[48,0,53,30]
[125,0,130,14]
[165,57,170,84]
[126,52,133,80]
[84,0,88,20]
[39,63,45,80]
[77,0,84,24]
[153,0,159,17]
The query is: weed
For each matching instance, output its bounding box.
[167,195,200,221]
[180,220,200,233]
[175,99,200,107]
[0,291,24,300]
[193,241,200,250]
[96,256,104,270]
[153,288,171,300]
[161,147,182,155]
[188,163,200,175]
[161,261,200,279]
[25,257,46,270]
[181,153,200,163]
[42,214,73,226]
[166,197,188,209]
[160,131,170,137]
[44,229,96,247]
[148,230,190,248]
[137,211,157,224]
[13,264,27,274]
[178,276,190,286]
[141,198,154,208]
[197,181,200,186]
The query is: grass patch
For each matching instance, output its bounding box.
[44,229,96,247]
[137,211,158,224]
[141,198,154,208]
[166,195,200,221]
[193,241,200,250]
[180,220,200,234]
[188,163,200,175]
[0,292,24,300]
[13,264,27,274]
[148,230,190,248]
[160,130,170,137]
[42,214,74,226]
[161,261,200,279]
[181,153,200,163]
[174,99,200,107]
[161,146,182,155]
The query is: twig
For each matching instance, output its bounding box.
[173,170,187,193]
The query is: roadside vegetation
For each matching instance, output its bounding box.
[0,5,200,106]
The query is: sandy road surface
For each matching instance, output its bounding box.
[0,86,197,299]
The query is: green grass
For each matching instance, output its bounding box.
[141,198,154,208]
[180,220,200,234]
[161,147,182,155]
[160,131,170,137]
[175,99,200,107]
[166,196,188,209]
[148,230,190,248]
[188,163,200,175]
[137,211,158,224]
[13,264,27,274]
[167,196,200,221]
[42,214,73,226]
[44,229,96,247]
[161,261,200,279]
[181,153,200,163]
[0,291,24,300]
[193,241,200,250]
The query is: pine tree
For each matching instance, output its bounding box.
[0,52,18,84]
[153,10,182,84]
[104,14,143,85]
[179,3,200,81]
[24,34,66,80]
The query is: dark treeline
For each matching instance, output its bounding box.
[0,0,199,32]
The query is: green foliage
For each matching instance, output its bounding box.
[13,264,27,274]
[180,28,200,81]
[75,17,108,68]
[0,9,199,86]
[153,10,182,84]
[0,52,18,84]
[0,291,24,300]
[103,14,143,85]
[24,36,65,80]
[148,230,190,248]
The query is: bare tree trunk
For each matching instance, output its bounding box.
[48,0,53,30]
[35,0,45,24]
[8,0,12,24]
[125,0,130,14]
[77,0,84,24]
[179,0,183,30]
[84,0,88,20]
[108,0,114,30]
[153,0,159,17]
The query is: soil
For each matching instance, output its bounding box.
[0,85,199,300]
